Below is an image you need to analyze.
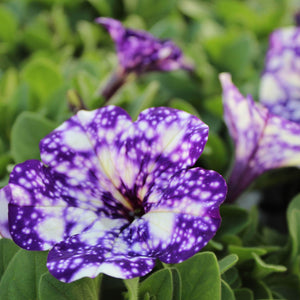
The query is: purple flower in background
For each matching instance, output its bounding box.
[0,186,11,239]
[7,106,226,282]
[259,27,300,123]
[95,17,192,74]
[220,73,300,202]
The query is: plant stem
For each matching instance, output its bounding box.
[100,68,127,102]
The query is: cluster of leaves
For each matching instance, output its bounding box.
[1,0,300,299]
[1,195,300,299]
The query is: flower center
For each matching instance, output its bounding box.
[128,207,145,220]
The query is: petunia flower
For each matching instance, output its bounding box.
[95,17,193,100]
[259,27,300,123]
[0,185,11,239]
[7,105,226,283]
[96,17,192,74]
[220,73,300,202]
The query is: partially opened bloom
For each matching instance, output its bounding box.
[220,73,300,201]
[259,27,300,123]
[96,17,192,74]
[0,185,11,239]
[8,106,226,282]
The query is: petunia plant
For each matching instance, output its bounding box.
[220,73,300,202]
[2,105,226,283]
[95,18,193,101]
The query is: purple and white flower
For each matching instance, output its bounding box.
[220,73,300,201]
[95,17,192,74]
[259,27,300,123]
[5,106,226,282]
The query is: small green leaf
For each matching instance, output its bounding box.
[222,268,241,289]
[234,288,254,300]
[125,0,177,25]
[265,274,300,300]
[221,280,235,300]
[215,205,249,239]
[0,68,19,103]
[124,277,139,300]
[22,57,63,103]
[11,112,56,163]
[0,250,48,300]
[287,194,300,265]
[139,268,173,300]
[218,254,239,274]
[0,5,18,44]
[128,81,159,120]
[175,252,221,300]
[251,253,286,279]
[169,98,201,119]
[0,239,19,280]
[201,131,228,172]
[228,245,267,264]
[39,272,101,300]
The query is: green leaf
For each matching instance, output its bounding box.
[169,98,201,119]
[0,5,18,44]
[204,29,257,78]
[138,268,174,300]
[215,205,250,239]
[0,68,19,103]
[175,252,221,300]
[215,0,285,36]
[22,57,63,103]
[0,239,19,280]
[265,274,300,300]
[287,194,300,265]
[251,252,286,279]
[241,206,259,245]
[11,111,56,163]
[227,245,267,264]
[246,280,272,299]
[234,288,253,300]
[124,277,139,300]
[222,268,241,289]
[23,14,53,51]
[124,0,177,25]
[218,254,239,275]
[200,131,228,172]
[39,272,101,300]
[221,280,235,300]
[0,250,48,300]
[128,81,160,120]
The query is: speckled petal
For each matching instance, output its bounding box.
[113,168,226,264]
[8,160,127,250]
[47,218,154,282]
[40,106,135,212]
[95,17,192,73]
[121,107,209,203]
[220,73,300,200]
[260,27,300,123]
[0,185,12,239]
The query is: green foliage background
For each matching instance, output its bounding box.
[1,0,300,299]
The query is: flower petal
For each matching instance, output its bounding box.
[40,106,135,211]
[113,168,226,264]
[8,160,129,250]
[120,107,209,202]
[260,27,300,123]
[47,218,154,282]
[0,185,12,239]
[220,73,300,200]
